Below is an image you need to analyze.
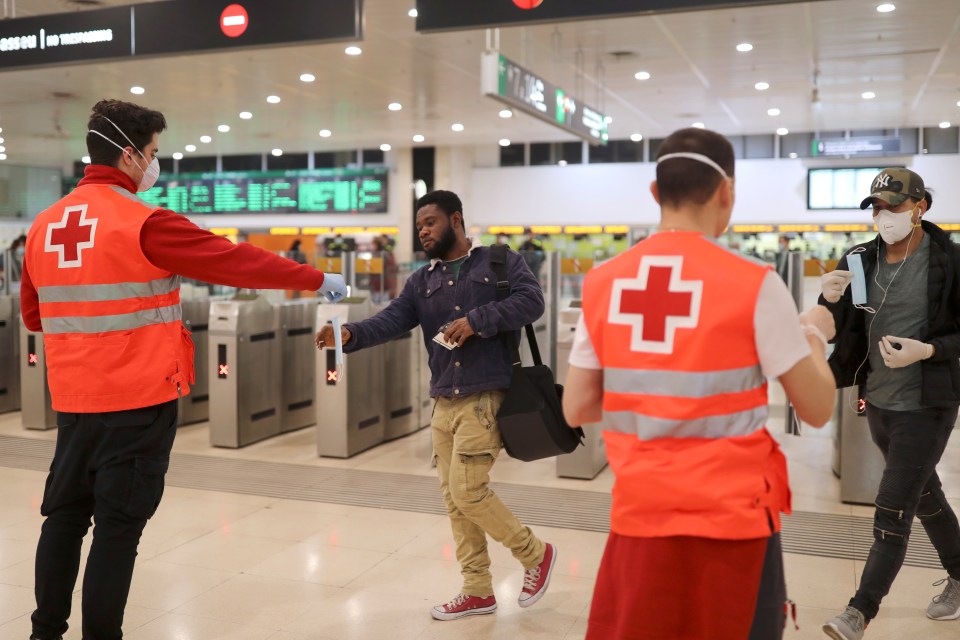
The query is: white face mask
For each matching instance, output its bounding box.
[873,204,919,245]
[88,117,160,192]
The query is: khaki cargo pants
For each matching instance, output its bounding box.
[432,390,546,597]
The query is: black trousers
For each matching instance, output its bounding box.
[851,403,960,621]
[31,400,178,640]
[749,533,787,640]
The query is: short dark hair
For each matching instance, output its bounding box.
[655,128,735,209]
[923,188,934,212]
[415,190,465,225]
[86,99,167,167]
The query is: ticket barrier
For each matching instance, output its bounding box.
[0,295,21,414]
[555,304,608,479]
[384,326,430,440]
[178,298,211,426]
[279,299,317,432]
[19,322,56,430]
[208,297,282,448]
[315,297,386,457]
[834,387,886,505]
[417,329,433,428]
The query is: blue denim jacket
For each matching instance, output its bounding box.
[344,245,545,398]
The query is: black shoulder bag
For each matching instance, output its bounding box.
[490,245,585,461]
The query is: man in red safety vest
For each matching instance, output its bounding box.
[563,127,838,639]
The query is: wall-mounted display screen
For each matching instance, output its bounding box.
[105,168,387,214]
[807,167,888,210]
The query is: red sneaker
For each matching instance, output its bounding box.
[519,543,557,608]
[430,593,497,621]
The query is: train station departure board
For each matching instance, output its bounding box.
[133,168,388,215]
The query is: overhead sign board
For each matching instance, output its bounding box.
[481,52,608,145]
[0,0,362,72]
[812,137,903,158]
[65,169,388,215]
[417,0,827,32]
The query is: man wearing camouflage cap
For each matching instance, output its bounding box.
[818,168,960,639]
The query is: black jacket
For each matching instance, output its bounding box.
[819,220,960,408]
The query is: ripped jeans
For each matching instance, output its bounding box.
[432,390,546,597]
[851,403,960,621]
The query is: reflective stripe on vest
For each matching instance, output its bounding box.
[603,365,764,399]
[38,275,181,303]
[604,405,768,440]
[41,304,182,335]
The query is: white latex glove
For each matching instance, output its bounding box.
[820,270,853,303]
[878,335,933,369]
[319,273,348,302]
[799,305,837,342]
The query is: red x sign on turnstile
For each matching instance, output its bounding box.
[28,354,38,364]
[218,364,229,377]
[327,370,338,382]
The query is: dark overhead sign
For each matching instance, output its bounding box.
[417,0,824,32]
[0,0,362,72]
[481,52,608,145]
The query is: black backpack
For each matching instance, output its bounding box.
[490,245,585,461]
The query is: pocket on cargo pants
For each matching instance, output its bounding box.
[97,456,170,521]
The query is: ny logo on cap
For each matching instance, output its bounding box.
[874,174,892,190]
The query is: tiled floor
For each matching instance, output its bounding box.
[1,390,960,639]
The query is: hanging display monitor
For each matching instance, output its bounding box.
[481,52,608,145]
[124,168,386,215]
[417,0,826,32]
[807,167,890,210]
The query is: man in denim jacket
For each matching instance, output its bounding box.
[316,190,557,621]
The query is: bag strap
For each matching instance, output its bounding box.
[490,245,542,367]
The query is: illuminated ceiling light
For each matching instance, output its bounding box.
[755,81,770,91]
[499,139,511,147]
[345,46,362,56]
[388,102,402,111]
[767,108,781,116]
[602,133,609,141]
[239,111,253,120]
[272,148,283,156]
[862,91,876,100]
[630,133,643,142]
[0,127,4,133]
[319,129,332,137]
[218,124,231,133]
[380,143,392,152]
[451,123,465,132]
[558,160,568,166]
[412,134,425,143]
[940,121,952,128]
[81,155,90,163]
[692,122,705,129]
[0,137,5,144]
[172,152,183,160]
[634,71,651,81]
[408,8,418,17]
[604,116,613,124]
[0,154,6,161]
[200,135,212,143]
[777,127,789,135]
[789,152,799,158]
[0,146,5,153]
[736,43,754,52]
[300,73,316,83]
[499,109,513,118]
[185,144,197,152]
[876,3,895,12]
[130,86,145,95]
[267,95,281,104]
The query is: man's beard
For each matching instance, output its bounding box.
[424,224,458,259]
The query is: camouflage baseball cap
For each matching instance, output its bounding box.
[860,168,925,210]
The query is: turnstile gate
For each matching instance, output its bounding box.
[0,295,21,414]
[19,321,56,430]
[417,328,433,428]
[178,298,211,426]
[208,297,282,448]
[555,304,608,480]
[384,328,420,440]
[315,297,386,457]
[279,299,317,433]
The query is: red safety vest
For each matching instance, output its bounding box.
[25,183,194,413]
[582,231,791,540]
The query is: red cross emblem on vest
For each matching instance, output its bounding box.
[609,255,703,354]
[44,204,98,269]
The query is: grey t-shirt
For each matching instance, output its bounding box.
[865,234,930,410]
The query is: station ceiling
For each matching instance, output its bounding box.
[0,0,958,168]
